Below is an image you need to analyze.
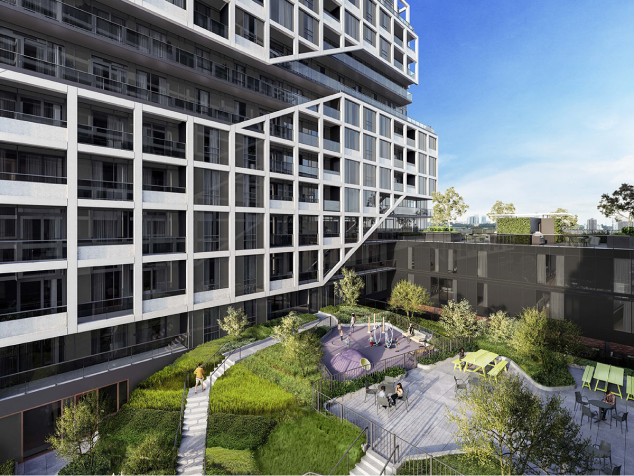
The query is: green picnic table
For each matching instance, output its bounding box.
[465,351,498,375]
[593,363,610,392]
[608,366,625,399]
[461,349,487,372]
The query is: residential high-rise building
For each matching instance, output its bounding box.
[481,215,487,224]
[467,215,479,225]
[0,0,436,461]
[587,218,598,230]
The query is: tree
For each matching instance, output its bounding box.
[513,307,548,362]
[447,374,594,475]
[598,183,634,226]
[219,306,248,338]
[389,280,431,319]
[284,331,324,376]
[47,393,112,475]
[334,268,364,306]
[439,299,481,338]
[122,434,176,475]
[487,310,516,342]
[272,311,301,344]
[545,319,584,358]
[487,201,516,222]
[551,207,578,229]
[430,187,469,226]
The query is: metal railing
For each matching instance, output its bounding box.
[299,234,318,246]
[0,239,66,262]
[271,234,293,247]
[270,160,293,175]
[77,124,133,150]
[78,178,133,201]
[0,170,66,184]
[235,24,264,46]
[0,108,66,127]
[143,183,186,194]
[143,288,186,300]
[0,304,67,324]
[299,270,318,282]
[271,194,294,202]
[77,296,134,319]
[270,272,293,282]
[381,444,399,475]
[77,237,133,246]
[299,194,318,203]
[142,236,186,254]
[142,136,186,158]
[329,426,367,475]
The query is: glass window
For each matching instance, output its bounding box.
[364,0,375,24]
[613,300,633,333]
[299,10,319,44]
[364,190,376,207]
[379,115,391,138]
[379,167,391,189]
[429,179,436,194]
[323,216,340,236]
[363,163,376,187]
[477,282,487,308]
[418,177,426,195]
[614,258,632,294]
[429,156,437,177]
[419,132,427,151]
[345,100,360,126]
[363,135,375,161]
[380,10,390,31]
[418,153,427,174]
[364,108,375,132]
[345,187,359,212]
[236,8,264,46]
[477,251,487,278]
[380,37,390,61]
[270,0,294,30]
[379,139,390,159]
[345,12,360,40]
[345,159,360,184]
[429,136,437,150]
[345,128,360,151]
[363,25,375,46]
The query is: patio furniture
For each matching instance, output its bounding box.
[452,358,466,371]
[581,406,598,428]
[454,376,467,397]
[592,441,612,466]
[376,396,392,415]
[409,331,428,345]
[383,383,395,394]
[608,366,625,398]
[588,399,614,424]
[594,363,611,392]
[610,410,628,433]
[469,352,499,376]
[360,358,371,371]
[461,349,487,372]
[600,465,621,475]
[384,376,398,384]
[627,376,634,401]
[397,388,409,411]
[487,360,508,382]
[364,381,377,402]
[582,365,595,390]
[574,391,589,411]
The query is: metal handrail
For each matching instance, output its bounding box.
[174,370,188,448]
[380,444,399,475]
[328,426,368,475]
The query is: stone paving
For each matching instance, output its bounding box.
[333,358,633,474]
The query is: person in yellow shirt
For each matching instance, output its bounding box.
[194,363,205,393]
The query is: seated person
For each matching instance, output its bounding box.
[458,347,466,369]
[602,390,615,420]
[390,383,404,405]
[377,385,387,404]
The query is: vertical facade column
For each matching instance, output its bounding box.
[228,126,236,300]
[66,86,78,334]
[133,105,144,321]
[186,118,195,311]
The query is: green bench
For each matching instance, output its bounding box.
[452,358,465,371]
[582,365,595,390]
[487,360,508,382]
[627,375,634,402]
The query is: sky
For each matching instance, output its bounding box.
[407,0,634,226]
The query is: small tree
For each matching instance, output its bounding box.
[47,393,111,475]
[551,207,578,230]
[430,187,469,226]
[487,201,516,223]
[285,331,324,376]
[219,306,249,338]
[272,311,301,344]
[389,280,431,319]
[513,307,548,362]
[545,319,583,358]
[598,183,634,227]
[487,310,516,342]
[334,268,364,306]
[448,374,594,475]
[439,299,481,339]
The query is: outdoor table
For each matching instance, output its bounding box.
[471,352,499,376]
[461,349,487,372]
[594,363,611,392]
[608,366,625,398]
[588,399,614,423]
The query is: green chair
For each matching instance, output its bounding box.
[626,375,634,402]
[594,363,610,392]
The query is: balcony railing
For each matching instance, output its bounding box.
[271,234,293,247]
[0,305,67,324]
[0,239,66,262]
[299,270,318,282]
[78,237,133,246]
[270,271,293,282]
[299,131,319,147]
[78,124,133,150]
[394,36,403,48]
[0,170,66,185]
[299,234,318,246]
[199,235,220,252]
[270,124,294,140]
[323,105,340,120]
[0,334,187,400]
[196,281,224,293]
[143,288,186,300]
[235,25,264,46]
[235,281,261,296]
[271,194,293,202]
[270,160,293,175]
[323,139,340,152]
[143,136,186,158]
[142,237,186,254]
[78,296,134,319]
[299,194,318,203]
[143,183,186,194]
[202,146,221,164]
[324,200,340,212]
[299,164,319,178]
[0,108,66,127]
[392,205,432,217]
[78,178,133,201]
[345,232,359,243]
[407,137,416,147]
[193,10,228,38]
[408,69,415,78]
[394,182,404,192]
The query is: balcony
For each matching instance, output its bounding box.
[270,124,294,140]
[78,179,133,201]
[299,164,319,179]
[323,139,340,152]
[77,296,134,321]
[407,137,416,148]
[270,194,293,202]
[323,105,340,120]
[194,10,228,39]
[394,182,404,192]
[142,237,186,255]
[0,240,66,263]
[271,234,293,247]
[0,305,67,324]
[324,200,340,212]
[270,160,293,175]
[299,234,318,246]
[393,205,432,217]
[408,69,415,78]
[143,137,186,158]
[235,281,261,296]
[0,108,66,128]
[323,169,341,183]
[299,270,318,283]
[299,131,319,147]
[78,124,133,150]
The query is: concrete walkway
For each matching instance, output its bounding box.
[176,314,333,475]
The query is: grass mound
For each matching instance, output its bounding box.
[206,413,276,450]
[205,448,258,475]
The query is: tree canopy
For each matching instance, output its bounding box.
[389,280,431,319]
[430,187,469,226]
[598,183,634,226]
[552,207,578,229]
[439,299,482,338]
[487,201,516,222]
[219,306,249,338]
[334,268,364,306]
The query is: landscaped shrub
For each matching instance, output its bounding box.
[122,434,177,475]
[205,448,258,476]
[255,412,365,476]
[208,365,297,416]
[323,365,410,399]
[128,388,184,411]
[497,217,531,234]
[417,342,479,366]
[99,407,180,448]
[0,460,15,475]
[206,413,276,450]
[320,305,339,315]
[57,449,113,476]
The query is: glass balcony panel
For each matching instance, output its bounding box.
[142,237,186,254]
[78,124,133,150]
[0,240,67,262]
[78,179,133,201]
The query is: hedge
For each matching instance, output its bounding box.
[206,413,276,450]
[205,447,258,476]
[497,217,531,234]
[0,460,14,475]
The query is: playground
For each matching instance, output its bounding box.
[321,322,424,375]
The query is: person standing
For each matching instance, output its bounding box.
[339,328,344,341]
[395,338,400,352]
[345,336,351,348]
[194,362,205,393]
[351,312,356,331]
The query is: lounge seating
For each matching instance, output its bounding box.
[376,396,392,415]
[610,410,628,433]
[409,330,429,345]
[581,365,594,390]
[574,391,589,411]
[592,441,612,466]
[487,361,508,382]
[452,358,466,371]
[581,406,598,428]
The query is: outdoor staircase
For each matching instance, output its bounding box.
[350,449,395,476]
[175,358,236,475]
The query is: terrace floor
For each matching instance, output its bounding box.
[332,359,633,474]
